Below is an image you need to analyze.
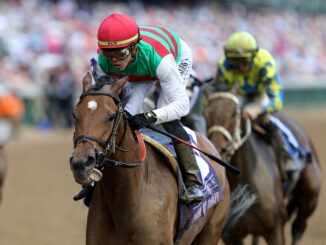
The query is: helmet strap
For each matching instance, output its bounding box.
[130,44,138,62]
[252,47,259,57]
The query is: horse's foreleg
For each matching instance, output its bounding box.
[291,162,321,245]
[291,194,318,245]
[252,235,259,245]
[291,216,307,245]
[265,222,285,245]
[222,236,245,245]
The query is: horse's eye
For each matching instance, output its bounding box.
[106,114,116,123]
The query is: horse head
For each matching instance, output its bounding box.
[203,84,251,161]
[70,72,128,185]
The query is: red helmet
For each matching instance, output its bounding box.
[97,13,139,49]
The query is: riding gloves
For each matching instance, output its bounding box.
[128,111,158,131]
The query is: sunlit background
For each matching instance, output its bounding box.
[0,0,325,244]
[0,0,325,127]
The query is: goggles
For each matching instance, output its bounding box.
[224,48,257,59]
[228,57,253,67]
[102,47,131,60]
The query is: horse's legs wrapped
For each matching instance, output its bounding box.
[162,120,204,204]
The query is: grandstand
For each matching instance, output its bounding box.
[0,0,325,124]
[212,0,325,13]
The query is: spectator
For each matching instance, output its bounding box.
[0,0,324,129]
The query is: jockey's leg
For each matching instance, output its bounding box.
[162,120,204,204]
[259,115,292,185]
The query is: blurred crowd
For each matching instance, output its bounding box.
[0,0,325,128]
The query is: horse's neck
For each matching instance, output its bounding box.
[101,129,146,206]
[114,129,141,164]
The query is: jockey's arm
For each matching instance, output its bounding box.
[91,55,190,124]
[260,67,284,114]
[153,55,190,123]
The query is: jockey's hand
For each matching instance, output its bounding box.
[242,105,262,120]
[128,111,158,131]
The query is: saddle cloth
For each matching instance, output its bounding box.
[140,126,223,240]
[270,116,311,172]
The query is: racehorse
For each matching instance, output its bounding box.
[70,72,233,245]
[203,88,321,245]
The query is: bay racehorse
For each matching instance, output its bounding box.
[203,89,321,245]
[70,72,234,245]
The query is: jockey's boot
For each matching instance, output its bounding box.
[162,120,204,204]
[174,142,205,204]
[264,120,292,182]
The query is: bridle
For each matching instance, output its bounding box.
[73,90,145,169]
[207,92,251,161]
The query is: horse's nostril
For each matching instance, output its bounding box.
[71,161,84,171]
[85,156,95,167]
[70,154,95,172]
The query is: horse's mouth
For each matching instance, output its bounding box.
[72,169,93,185]
[70,152,98,185]
[72,168,103,185]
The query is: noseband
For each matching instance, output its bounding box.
[73,90,144,169]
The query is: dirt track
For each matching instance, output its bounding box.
[0,108,324,245]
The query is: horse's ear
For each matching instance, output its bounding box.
[111,76,128,95]
[82,72,93,92]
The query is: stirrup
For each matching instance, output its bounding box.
[181,185,205,204]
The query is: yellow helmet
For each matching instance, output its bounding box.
[224,31,258,58]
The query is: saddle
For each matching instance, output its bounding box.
[252,118,312,165]
[141,133,178,175]
[251,116,312,195]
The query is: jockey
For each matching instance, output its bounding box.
[213,31,291,182]
[182,69,208,135]
[93,13,204,203]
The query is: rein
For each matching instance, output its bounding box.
[73,90,146,169]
